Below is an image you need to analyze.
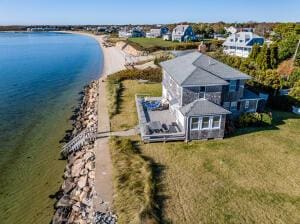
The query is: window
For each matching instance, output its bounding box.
[223,102,230,110]
[245,100,250,109]
[229,80,237,92]
[191,117,199,130]
[201,117,210,129]
[212,116,221,129]
[200,86,205,92]
[230,102,237,111]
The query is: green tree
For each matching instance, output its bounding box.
[278,33,298,61]
[289,80,300,105]
[249,44,260,60]
[270,43,279,68]
[256,44,271,70]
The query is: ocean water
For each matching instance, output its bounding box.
[0,32,103,223]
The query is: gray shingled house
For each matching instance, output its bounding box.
[136,51,261,142]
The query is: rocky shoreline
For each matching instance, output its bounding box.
[52,81,116,224]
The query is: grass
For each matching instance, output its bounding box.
[127,38,201,52]
[128,38,181,49]
[109,137,158,224]
[109,80,161,131]
[141,112,300,223]
[109,79,300,223]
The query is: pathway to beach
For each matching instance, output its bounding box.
[66,31,126,215]
[92,35,126,212]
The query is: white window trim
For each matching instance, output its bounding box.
[211,116,221,129]
[201,117,211,130]
[190,116,222,131]
[190,117,200,130]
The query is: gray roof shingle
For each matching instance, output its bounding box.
[160,52,250,86]
[180,99,231,116]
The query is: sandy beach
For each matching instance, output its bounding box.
[68,31,126,213]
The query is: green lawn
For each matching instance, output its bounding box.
[109,80,300,223]
[109,80,162,131]
[141,112,300,223]
[128,38,200,52]
[128,38,180,48]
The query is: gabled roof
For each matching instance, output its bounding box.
[180,99,231,116]
[222,32,264,48]
[160,51,250,86]
[172,25,190,35]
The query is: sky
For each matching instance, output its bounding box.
[0,0,299,25]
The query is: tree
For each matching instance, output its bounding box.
[278,33,298,61]
[270,43,279,68]
[249,44,260,60]
[256,44,271,70]
[289,80,300,104]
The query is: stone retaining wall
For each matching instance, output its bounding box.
[52,81,117,224]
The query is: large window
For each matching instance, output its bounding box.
[229,80,237,92]
[190,116,222,131]
[212,116,221,129]
[191,117,200,130]
[201,117,210,130]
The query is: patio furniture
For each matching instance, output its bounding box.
[168,125,177,133]
[162,123,169,133]
[149,121,163,133]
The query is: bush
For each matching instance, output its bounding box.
[107,68,162,117]
[235,112,272,128]
[109,68,162,83]
[267,95,295,111]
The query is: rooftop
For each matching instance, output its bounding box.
[223,32,264,47]
[160,52,250,86]
[180,99,231,116]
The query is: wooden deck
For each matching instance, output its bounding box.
[135,95,186,143]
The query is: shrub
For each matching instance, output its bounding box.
[235,112,272,128]
[267,95,295,111]
[109,68,162,83]
[107,68,162,117]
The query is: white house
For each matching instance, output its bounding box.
[146,27,169,38]
[223,32,264,58]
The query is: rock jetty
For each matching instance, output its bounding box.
[52,81,109,224]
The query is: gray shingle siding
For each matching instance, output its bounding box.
[182,85,223,106]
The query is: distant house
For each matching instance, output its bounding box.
[225,26,255,35]
[162,32,172,41]
[118,27,145,38]
[225,26,238,34]
[172,25,195,42]
[136,52,262,142]
[223,32,264,57]
[146,27,169,38]
[213,33,226,40]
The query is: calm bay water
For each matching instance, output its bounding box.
[0,32,103,223]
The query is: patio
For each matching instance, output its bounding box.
[135,95,186,142]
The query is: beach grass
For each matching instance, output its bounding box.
[109,80,161,131]
[109,137,159,224]
[109,79,300,223]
